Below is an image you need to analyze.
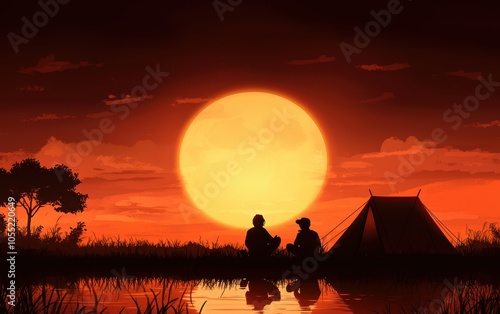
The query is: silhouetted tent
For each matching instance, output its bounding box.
[332,195,457,255]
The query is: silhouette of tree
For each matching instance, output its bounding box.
[0,158,88,237]
[0,167,8,204]
[1,168,11,235]
[0,213,6,234]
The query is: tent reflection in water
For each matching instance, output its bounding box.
[332,192,457,256]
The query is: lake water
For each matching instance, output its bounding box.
[26,275,493,314]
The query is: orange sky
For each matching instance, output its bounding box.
[1,1,499,248]
[2,133,499,248]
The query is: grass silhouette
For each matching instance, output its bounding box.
[1,222,499,280]
[1,221,498,313]
[1,277,205,314]
[375,280,500,314]
[456,222,500,256]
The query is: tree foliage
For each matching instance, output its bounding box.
[0,158,88,236]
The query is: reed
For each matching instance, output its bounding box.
[1,278,204,314]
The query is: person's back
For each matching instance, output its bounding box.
[246,226,274,257]
[294,229,320,257]
[245,214,281,257]
[286,217,321,258]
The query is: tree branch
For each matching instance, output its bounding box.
[32,202,44,216]
[18,196,31,214]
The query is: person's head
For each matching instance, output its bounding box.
[295,217,311,230]
[253,214,265,227]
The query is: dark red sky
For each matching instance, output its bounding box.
[1,1,499,243]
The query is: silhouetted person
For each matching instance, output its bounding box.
[245,214,281,257]
[245,278,281,310]
[286,218,321,258]
[291,278,321,309]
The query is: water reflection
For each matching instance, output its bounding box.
[242,278,281,310]
[19,275,494,313]
[191,277,343,313]
[286,278,321,309]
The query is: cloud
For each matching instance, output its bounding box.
[322,136,500,200]
[33,137,168,180]
[340,161,372,169]
[0,151,31,170]
[357,136,500,175]
[286,54,336,65]
[331,180,388,187]
[360,92,394,104]
[16,85,45,92]
[469,120,500,128]
[381,136,432,153]
[356,63,410,71]
[19,54,103,75]
[171,97,212,107]
[446,70,481,80]
[104,94,153,106]
[26,113,75,122]
[94,214,140,223]
[362,136,437,158]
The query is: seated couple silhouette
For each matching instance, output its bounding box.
[244,214,321,258]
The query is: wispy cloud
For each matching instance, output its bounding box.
[360,92,394,104]
[446,70,481,80]
[171,97,212,107]
[323,135,500,196]
[19,54,103,75]
[94,214,140,223]
[34,137,166,180]
[25,113,74,122]
[104,94,153,106]
[340,161,372,169]
[286,54,336,65]
[469,120,500,128]
[362,136,437,158]
[16,85,45,92]
[356,63,410,71]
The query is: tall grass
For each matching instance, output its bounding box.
[456,222,500,256]
[8,221,250,259]
[2,221,498,283]
[9,218,500,258]
[1,277,205,314]
[375,280,500,314]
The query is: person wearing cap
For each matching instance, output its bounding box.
[245,214,281,257]
[286,217,321,258]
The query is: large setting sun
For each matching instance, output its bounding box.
[179,92,328,228]
[4,2,500,312]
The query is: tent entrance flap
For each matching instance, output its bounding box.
[358,206,384,256]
